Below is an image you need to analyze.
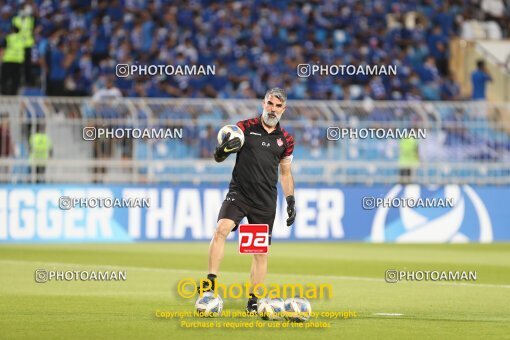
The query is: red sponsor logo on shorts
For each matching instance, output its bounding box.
[238,224,269,254]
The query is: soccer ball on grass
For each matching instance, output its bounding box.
[195,292,223,317]
[283,297,312,322]
[257,298,285,321]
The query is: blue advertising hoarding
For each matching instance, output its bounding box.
[0,184,509,243]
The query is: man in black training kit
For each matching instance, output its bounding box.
[202,87,296,313]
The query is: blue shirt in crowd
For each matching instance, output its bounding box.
[471,70,492,100]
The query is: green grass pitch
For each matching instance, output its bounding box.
[1,243,509,339]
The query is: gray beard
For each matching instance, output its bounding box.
[262,109,280,127]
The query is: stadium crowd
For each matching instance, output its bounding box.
[0,0,509,100]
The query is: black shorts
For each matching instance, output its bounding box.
[217,191,276,245]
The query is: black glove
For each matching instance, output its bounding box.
[286,195,296,226]
[214,132,242,162]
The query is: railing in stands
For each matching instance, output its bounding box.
[0,97,509,184]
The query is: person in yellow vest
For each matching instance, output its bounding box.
[13,4,35,86]
[29,123,52,183]
[1,24,24,95]
[399,132,420,184]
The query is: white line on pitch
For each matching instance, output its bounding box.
[373,313,404,316]
[1,259,510,289]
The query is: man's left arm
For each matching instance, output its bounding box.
[280,160,294,197]
[280,160,296,226]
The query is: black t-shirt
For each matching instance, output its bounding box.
[228,116,294,211]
